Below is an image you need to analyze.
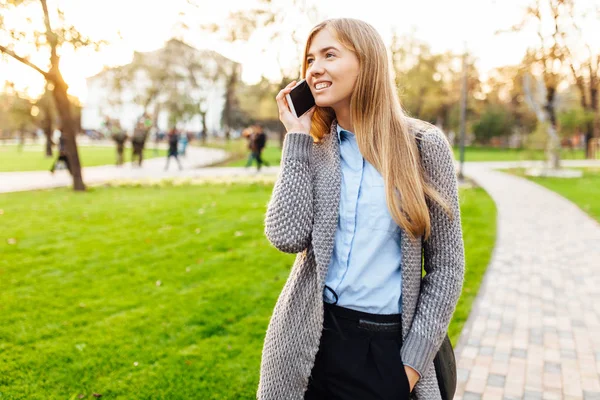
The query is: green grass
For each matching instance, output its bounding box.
[201,138,587,166]
[448,187,497,345]
[452,146,585,162]
[200,139,281,168]
[507,167,600,222]
[0,183,495,398]
[0,144,167,172]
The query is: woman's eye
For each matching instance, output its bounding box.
[326,53,334,58]
[307,59,314,65]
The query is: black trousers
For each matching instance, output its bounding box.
[305,303,411,400]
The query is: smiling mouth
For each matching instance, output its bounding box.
[315,82,332,91]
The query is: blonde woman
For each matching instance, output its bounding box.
[259,18,465,400]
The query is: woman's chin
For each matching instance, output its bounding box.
[315,99,331,108]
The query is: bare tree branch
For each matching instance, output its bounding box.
[0,44,49,78]
[39,0,58,65]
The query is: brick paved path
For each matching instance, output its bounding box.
[454,163,600,400]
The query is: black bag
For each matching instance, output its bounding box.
[433,335,457,400]
[415,130,457,400]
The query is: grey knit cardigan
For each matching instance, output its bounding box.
[258,118,465,400]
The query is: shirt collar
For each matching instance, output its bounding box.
[336,123,354,143]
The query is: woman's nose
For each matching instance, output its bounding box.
[308,64,324,79]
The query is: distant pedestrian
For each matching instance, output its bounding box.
[254,124,269,170]
[131,122,147,167]
[112,126,127,166]
[49,131,71,174]
[165,128,183,171]
[245,124,269,171]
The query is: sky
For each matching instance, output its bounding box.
[0,0,597,104]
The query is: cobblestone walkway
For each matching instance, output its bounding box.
[454,163,600,400]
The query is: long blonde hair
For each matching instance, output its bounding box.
[302,18,451,240]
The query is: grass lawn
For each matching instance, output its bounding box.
[448,187,497,345]
[0,183,495,399]
[201,138,587,167]
[200,139,281,168]
[452,146,585,162]
[0,144,167,172]
[506,167,600,222]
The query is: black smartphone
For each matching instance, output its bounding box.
[285,79,316,118]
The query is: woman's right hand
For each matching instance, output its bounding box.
[276,80,316,135]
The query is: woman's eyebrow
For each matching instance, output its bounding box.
[306,46,339,58]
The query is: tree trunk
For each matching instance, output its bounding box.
[200,111,207,144]
[52,75,85,191]
[584,120,594,159]
[18,129,25,152]
[43,113,53,157]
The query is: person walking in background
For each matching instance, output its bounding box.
[49,130,71,175]
[243,126,258,169]
[111,122,127,166]
[254,124,269,170]
[131,121,147,167]
[165,127,182,171]
[244,124,269,171]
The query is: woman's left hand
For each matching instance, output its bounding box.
[404,365,420,392]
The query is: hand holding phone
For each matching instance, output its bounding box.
[276,80,316,135]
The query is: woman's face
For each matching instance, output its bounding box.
[305,28,360,111]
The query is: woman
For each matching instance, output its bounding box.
[259,18,464,400]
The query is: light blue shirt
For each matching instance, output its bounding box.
[323,124,403,315]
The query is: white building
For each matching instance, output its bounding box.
[81,39,241,135]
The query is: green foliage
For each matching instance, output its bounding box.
[0,91,35,132]
[472,105,515,144]
[524,121,549,150]
[558,108,594,137]
[237,78,280,122]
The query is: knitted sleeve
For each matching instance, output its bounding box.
[401,126,466,376]
[264,132,314,253]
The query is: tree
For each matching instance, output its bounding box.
[194,0,325,146]
[0,0,107,190]
[558,1,600,158]
[109,39,237,139]
[0,84,36,147]
[390,34,482,134]
[237,76,280,122]
[33,84,57,156]
[220,63,248,139]
[482,65,537,145]
[472,105,516,144]
[500,0,572,169]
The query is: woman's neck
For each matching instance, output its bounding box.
[334,105,353,133]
